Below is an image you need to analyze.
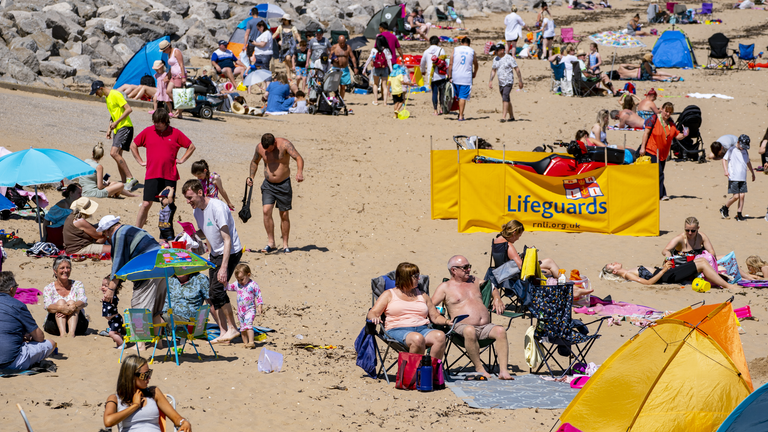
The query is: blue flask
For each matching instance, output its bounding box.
[417,355,433,392]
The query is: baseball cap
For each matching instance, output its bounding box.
[156,189,171,199]
[90,80,105,95]
[218,40,228,46]
[96,215,120,233]
[316,28,324,33]
[738,134,751,149]
[494,44,505,52]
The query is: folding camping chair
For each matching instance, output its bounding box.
[368,271,431,383]
[120,308,164,364]
[550,60,567,94]
[571,62,602,97]
[673,4,687,20]
[447,5,463,21]
[707,33,734,70]
[736,43,757,70]
[163,304,218,362]
[665,2,678,13]
[528,280,607,377]
[559,28,580,48]
[671,105,705,162]
[696,2,713,15]
[440,279,524,376]
[330,30,349,45]
[435,7,450,25]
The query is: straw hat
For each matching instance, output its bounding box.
[576,49,587,56]
[282,13,291,21]
[70,197,98,216]
[643,53,653,62]
[231,101,246,114]
[158,40,171,51]
[152,60,164,71]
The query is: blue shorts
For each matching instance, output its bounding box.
[295,67,307,77]
[334,66,352,85]
[385,325,439,346]
[454,84,472,100]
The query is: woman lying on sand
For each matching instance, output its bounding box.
[115,84,157,101]
[599,259,739,289]
[746,256,768,278]
[616,54,680,81]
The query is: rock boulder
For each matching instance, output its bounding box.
[65,54,93,72]
[11,46,40,73]
[40,60,76,78]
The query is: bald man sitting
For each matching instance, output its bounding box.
[611,109,645,129]
[329,35,358,100]
[432,255,514,380]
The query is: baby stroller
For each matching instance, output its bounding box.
[308,68,348,116]
[671,105,705,162]
[183,71,226,119]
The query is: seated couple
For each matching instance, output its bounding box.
[549,47,614,95]
[367,260,514,380]
[615,54,680,81]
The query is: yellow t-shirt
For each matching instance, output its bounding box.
[106,90,133,131]
[389,75,404,96]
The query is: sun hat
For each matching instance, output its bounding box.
[282,13,291,21]
[231,101,246,114]
[643,53,653,62]
[152,60,165,71]
[576,49,587,56]
[70,197,98,216]
[89,80,105,95]
[96,215,120,233]
[158,40,171,51]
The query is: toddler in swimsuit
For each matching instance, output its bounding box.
[101,276,125,348]
[226,263,264,349]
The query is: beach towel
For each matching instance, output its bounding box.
[0,359,57,378]
[447,373,580,409]
[354,325,377,378]
[687,93,733,99]
[608,125,644,131]
[717,252,742,283]
[13,288,41,305]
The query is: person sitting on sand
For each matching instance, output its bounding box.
[617,55,680,81]
[610,108,645,129]
[63,197,110,257]
[367,262,452,359]
[661,217,716,259]
[43,256,89,337]
[746,256,768,278]
[577,50,615,94]
[432,255,514,380]
[576,130,602,146]
[590,109,610,145]
[0,271,58,371]
[627,14,650,36]
[103,354,192,432]
[618,93,639,112]
[636,88,659,120]
[162,273,209,323]
[600,259,739,289]
[78,143,136,199]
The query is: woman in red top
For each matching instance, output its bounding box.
[638,102,687,200]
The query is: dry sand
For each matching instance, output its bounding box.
[2,3,768,431]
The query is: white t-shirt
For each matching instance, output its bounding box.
[253,31,273,56]
[504,13,525,41]
[492,54,518,86]
[739,0,754,9]
[717,135,738,153]
[561,54,579,80]
[193,198,242,256]
[421,45,447,82]
[543,17,555,38]
[724,146,749,182]
[451,45,475,86]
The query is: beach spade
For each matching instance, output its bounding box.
[397,88,411,120]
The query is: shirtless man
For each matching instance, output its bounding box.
[432,255,514,380]
[636,88,659,121]
[330,35,358,100]
[610,109,645,129]
[247,133,305,253]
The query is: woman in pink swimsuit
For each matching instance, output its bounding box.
[159,40,187,118]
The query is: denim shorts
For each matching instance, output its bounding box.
[385,325,436,345]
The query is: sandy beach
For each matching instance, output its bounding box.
[2,2,768,431]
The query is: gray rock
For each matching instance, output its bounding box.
[0,0,15,11]
[120,35,144,53]
[96,5,120,19]
[328,17,347,31]
[10,46,40,73]
[72,72,97,85]
[91,58,107,68]
[346,15,369,34]
[213,27,229,42]
[38,77,66,89]
[9,35,37,52]
[103,18,127,37]
[0,56,38,83]
[0,76,21,85]
[68,40,82,54]
[43,10,85,42]
[159,0,190,16]
[422,5,439,21]
[35,50,50,61]
[93,40,124,67]
[95,66,119,77]
[29,32,57,54]
[182,19,217,49]
[113,43,134,63]
[16,17,46,36]
[72,1,96,20]
[148,9,171,21]
[82,26,108,41]
[122,17,165,42]
[213,2,230,19]
[187,0,215,20]
[5,11,32,23]
[42,2,76,14]
[65,54,93,72]
[168,16,189,35]
[40,60,76,78]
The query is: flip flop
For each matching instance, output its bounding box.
[282,248,291,254]
[464,374,488,381]
[261,245,276,254]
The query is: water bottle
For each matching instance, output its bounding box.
[417,355,433,392]
[557,269,567,284]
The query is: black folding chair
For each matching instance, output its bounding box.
[707,33,734,70]
[529,282,606,377]
[368,272,430,383]
[571,62,602,97]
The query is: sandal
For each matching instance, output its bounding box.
[282,248,292,254]
[371,101,379,106]
[261,245,276,254]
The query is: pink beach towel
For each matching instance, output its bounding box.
[13,288,42,304]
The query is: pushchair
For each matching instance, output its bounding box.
[671,105,705,162]
[307,68,348,116]
[183,71,226,119]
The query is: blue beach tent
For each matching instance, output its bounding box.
[114,36,171,89]
[651,30,697,68]
[717,381,768,432]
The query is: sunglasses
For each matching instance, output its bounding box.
[452,264,472,272]
[411,273,421,280]
[686,229,697,233]
[135,369,153,380]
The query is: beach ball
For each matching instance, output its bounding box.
[692,278,711,293]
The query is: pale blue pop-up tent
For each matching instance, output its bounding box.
[651,30,697,69]
[717,381,768,432]
[114,36,171,88]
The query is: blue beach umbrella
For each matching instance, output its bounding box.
[116,248,215,365]
[0,148,96,240]
[256,3,286,18]
[0,194,16,212]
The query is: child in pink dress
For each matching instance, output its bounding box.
[151,60,172,114]
[226,263,263,348]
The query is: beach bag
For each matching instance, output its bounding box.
[373,51,388,69]
[26,242,59,257]
[524,325,543,369]
[395,352,443,390]
[492,260,521,284]
[238,181,253,223]
[172,87,195,110]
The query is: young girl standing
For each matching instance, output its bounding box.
[191,160,235,210]
[226,264,263,349]
[100,276,124,348]
[151,60,172,115]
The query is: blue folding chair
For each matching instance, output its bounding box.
[696,2,713,15]
[550,61,566,94]
[120,309,164,364]
[737,43,757,71]
[164,304,218,362]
